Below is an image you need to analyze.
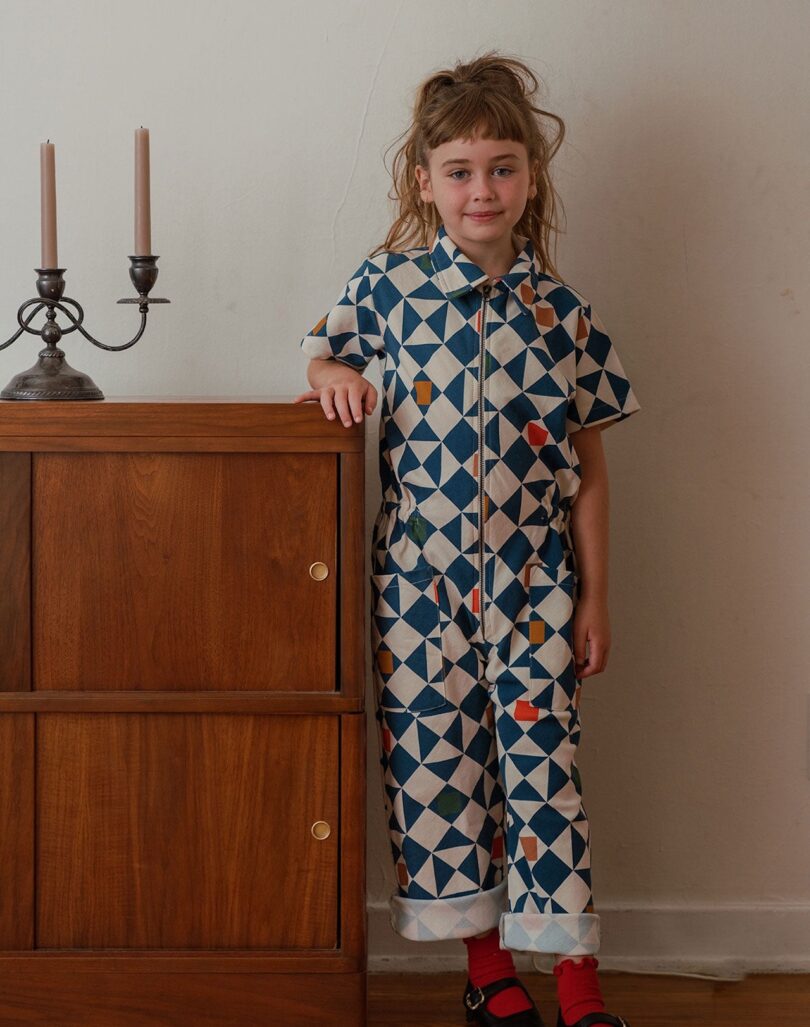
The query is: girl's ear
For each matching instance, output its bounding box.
[527,159,540,199]
[415,164,433,203]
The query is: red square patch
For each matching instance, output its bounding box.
[515,699,540,722]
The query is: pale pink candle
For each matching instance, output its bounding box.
[40,141,58,268]
[134,127,151,255]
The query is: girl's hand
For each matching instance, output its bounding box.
[572,593,611,679]
[291,361,377,425]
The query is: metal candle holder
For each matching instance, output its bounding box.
[0,255,169,400]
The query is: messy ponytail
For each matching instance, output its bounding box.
[369,50,567,279]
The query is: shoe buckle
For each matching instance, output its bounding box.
[465,986,486,1011]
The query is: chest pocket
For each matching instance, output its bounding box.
[370,567,447,713]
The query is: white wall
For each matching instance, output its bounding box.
[2,0,808,976]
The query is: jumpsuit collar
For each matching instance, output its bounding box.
[429,221,540,314]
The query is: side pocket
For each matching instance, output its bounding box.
[370,568,447,713]
[527,560,577,710]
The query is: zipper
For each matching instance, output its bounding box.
[478,283,492,641]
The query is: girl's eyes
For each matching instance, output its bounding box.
[448,167,514,181]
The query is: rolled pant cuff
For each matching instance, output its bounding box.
[499,911,600,955]
[389,879,508,941]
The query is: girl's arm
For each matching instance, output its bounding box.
[569,425,611,678]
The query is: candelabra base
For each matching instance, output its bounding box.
[1,348,104,400]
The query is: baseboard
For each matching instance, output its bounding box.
[367,900,810,978]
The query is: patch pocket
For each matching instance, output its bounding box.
[526,561,577,710]
[370,568,446,713]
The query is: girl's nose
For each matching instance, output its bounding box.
[471,176,496,199]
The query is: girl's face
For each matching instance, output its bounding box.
[415,132,539,266]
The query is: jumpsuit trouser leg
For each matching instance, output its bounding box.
[370,544,601,957]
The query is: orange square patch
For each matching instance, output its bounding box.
[529,619,546,645]
[414,380,433,405]
[520,836,538,861]
[377,649,394,675]
[533,304,555,329]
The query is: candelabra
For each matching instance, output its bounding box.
[0,256,169,400]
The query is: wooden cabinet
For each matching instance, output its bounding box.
[0,398,367,1026]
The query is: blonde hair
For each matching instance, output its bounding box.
[369,50,567,279]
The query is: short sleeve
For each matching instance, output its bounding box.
[566,303,641,434]
[299,258,384,372]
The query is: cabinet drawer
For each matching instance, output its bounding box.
[31,452,338,692]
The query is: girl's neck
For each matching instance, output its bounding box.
[446,228,520,281]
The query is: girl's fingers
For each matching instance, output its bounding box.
[348,386,364,424]
[319,389,337,421]
[299,383,376,424]
[578,637,608,677]
[332,388,354,427]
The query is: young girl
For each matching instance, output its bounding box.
[294,51,639,1027]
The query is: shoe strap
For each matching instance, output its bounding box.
[466,975,531,1009]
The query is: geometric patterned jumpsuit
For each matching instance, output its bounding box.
[300,222,641,956]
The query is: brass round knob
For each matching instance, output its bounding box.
[309,561,329,581]
[311,820,331,840]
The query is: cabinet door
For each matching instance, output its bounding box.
[36,713,339,949]
[33,453,338,691]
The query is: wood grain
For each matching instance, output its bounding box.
[368,970,810,1026]
[0,452,30,691]
[33,452,337,692]
[36,713,339,949]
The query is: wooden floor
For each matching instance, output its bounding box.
[367,971,810,1026]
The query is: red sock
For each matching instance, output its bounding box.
[553,955,610,1026]
[463,928,533,1017]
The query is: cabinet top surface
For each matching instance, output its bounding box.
[0,396,367,442]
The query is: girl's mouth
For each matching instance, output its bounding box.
[468,212,500,220]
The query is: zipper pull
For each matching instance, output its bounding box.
[482,284,492,297]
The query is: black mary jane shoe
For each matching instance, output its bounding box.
[555,1008,631,1027]
[463,976,546,1026]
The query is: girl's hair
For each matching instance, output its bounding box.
[369,50,567,279]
